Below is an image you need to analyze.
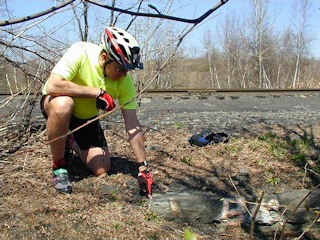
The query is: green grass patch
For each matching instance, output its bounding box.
[259,132,289,158]
[145,211,160,222]
[266,173,281,186]
[180,156,192,166]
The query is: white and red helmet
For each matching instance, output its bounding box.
[100,26,143,70]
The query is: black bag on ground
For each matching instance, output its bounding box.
[188,129,229,147]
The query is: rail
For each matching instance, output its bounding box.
[1,88,319,97]
[142,88,320,96]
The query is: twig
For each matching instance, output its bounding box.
[279,184,320,240]
[297,210,320,239]
[23,152,29,171]
[0,160,12,163]
[5,73,13,95]
[228,174,252,217]
[1,14,55,56]
[250,191,265,240]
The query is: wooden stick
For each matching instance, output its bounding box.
[250,191,265,240]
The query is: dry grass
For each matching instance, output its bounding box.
[1,122,320,239]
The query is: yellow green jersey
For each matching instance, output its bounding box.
[42,42,137,119]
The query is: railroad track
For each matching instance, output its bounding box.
[1,89,319,99]
[1,88,320,131]
[142,88,320,97]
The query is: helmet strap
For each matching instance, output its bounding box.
[103,59,113,77]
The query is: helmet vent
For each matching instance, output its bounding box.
[102,26,143,70]
[119,45,128,58]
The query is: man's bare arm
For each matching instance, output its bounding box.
[46,73,100,98]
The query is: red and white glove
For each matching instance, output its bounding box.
[96,88,115,111]
[138,161,153,199]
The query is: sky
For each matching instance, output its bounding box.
[2,0,320,58]
[178,0,320,58]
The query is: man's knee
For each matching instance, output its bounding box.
[91,160,110,176]
[85,148,110,176]
[94,167,108,176]
[46,96,74,117]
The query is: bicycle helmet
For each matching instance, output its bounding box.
[100,26,143,70]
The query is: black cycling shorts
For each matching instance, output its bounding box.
[40,95,106,150]
[69,116,106,150]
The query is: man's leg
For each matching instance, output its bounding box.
[69,117,110,177]
[66,134,84,161]
[43,96,73,161]
[43,95,74,193]
[81,146,110,176]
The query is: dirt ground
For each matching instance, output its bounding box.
[1,121,320,240]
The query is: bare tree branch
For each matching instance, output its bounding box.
[0,39,54,64]
[87,0,229,24]
[0,0,229,27]
[126,0,144,30]
[109,0,116,26]
[0,0,76,26]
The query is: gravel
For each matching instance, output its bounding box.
[3,92,319,135]
[134,93,320,133]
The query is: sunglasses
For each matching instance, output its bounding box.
[114,61,128,73]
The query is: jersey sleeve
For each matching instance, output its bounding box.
[51,42,84,81]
